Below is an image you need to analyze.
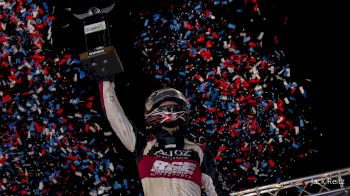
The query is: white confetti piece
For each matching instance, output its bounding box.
[18,105,25,112]
[47,26,52,40]
[75,113,83,118]
[98,189,104,195]
[268,138,274,144]
[294,126,299,135]
[66,147,72,153]
[75,171,83,177]
[94,123,101,130]
[57,135,64,140]
[39,181,44,190]
[36,87,43,94]
[17,138,22,145]
[251,107,256,114]
[253,167,259,175]
[270,122,276,129]
[216,66,221,75]
[228,67,234,73]
[98,152,103,158]
[254,85,262,91]
[220,95,227,101]
[60,147,67,154]
[284,97,289,104]
[89,126,96,133]
[277,116,284,123]
[109,163,114,172]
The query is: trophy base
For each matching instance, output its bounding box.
[79,46,124,78]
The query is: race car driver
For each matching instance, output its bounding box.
[99,75,228,196]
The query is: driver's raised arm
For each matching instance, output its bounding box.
[98,77,136,152]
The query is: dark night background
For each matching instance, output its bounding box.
[50,0,350,190]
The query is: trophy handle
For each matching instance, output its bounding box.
[72,3,115,20]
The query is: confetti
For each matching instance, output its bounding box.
[1,0,142,194]
[134,0,316,191]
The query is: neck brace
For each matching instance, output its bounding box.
[153,126,185,149]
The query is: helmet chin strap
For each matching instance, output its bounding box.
[161,125,180,135]
[153,124,185,149]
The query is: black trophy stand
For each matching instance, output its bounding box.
[73,4,124,78]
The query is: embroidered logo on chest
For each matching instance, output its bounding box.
[154,149,192,158]
[150,160,196,176]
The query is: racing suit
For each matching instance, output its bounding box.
[99,79,228,196]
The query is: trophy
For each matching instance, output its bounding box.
[73,3,124,77]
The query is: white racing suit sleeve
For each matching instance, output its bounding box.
[99,79,136,152]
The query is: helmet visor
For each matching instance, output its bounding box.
[145,104,189,129]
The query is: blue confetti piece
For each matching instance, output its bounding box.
[194,4,201,11]
[185,30,191,39]
[206,119,214,125]
[42,2,49,11]
[48,84,56,91]
[153,13,161,21]
[73,59,80,64]
[123,179,128,188]
[42,94,52,100]
[83,159,91,164]
[228,23,236,29]
[57,117,63,124]
[89,139,95,145]
[73,67,86,79]
[27,121,34,131]
[169,24,176,30]
[113,182,122,190]
[243,37,251,43]
[36,18,42,24]
[144,19,149,27]
[299,119,304,127]
[292,144,299,149]
[161,18,167,23]
[70,98,80,105]
[49,173,55,181]
[206,129,214,135]
[66,58,72,65]
[95,175,100,183]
